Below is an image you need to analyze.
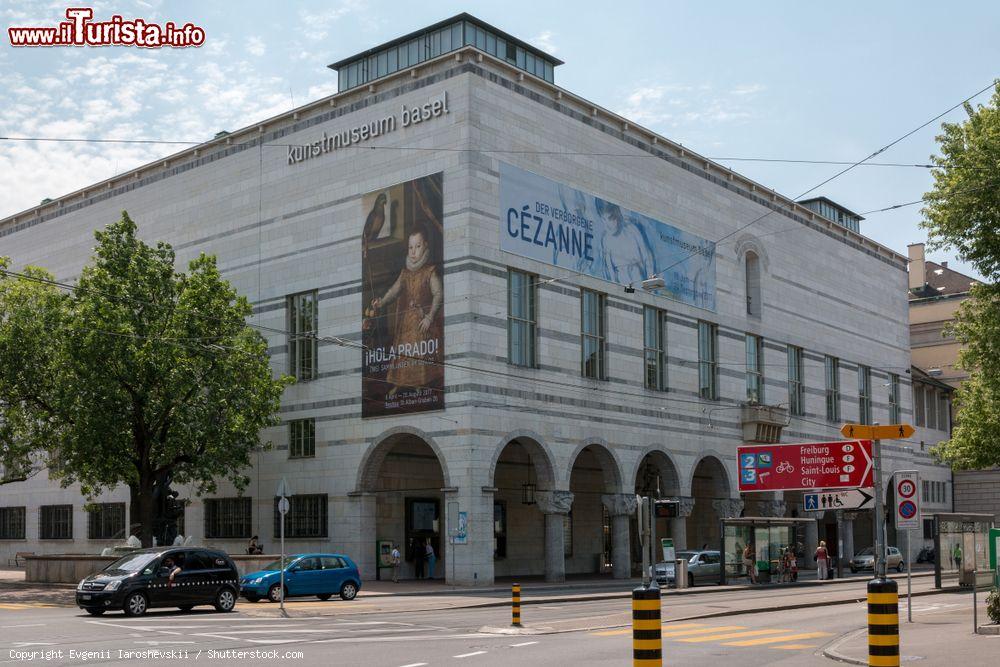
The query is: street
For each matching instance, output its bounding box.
[1,576,995,666]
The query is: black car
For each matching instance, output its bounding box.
[76,547,240,617]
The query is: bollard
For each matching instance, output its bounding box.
[511,582,521,627]
[867,578,900,667]
[632,586,662,666]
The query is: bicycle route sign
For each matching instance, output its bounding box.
[737,440,874,493]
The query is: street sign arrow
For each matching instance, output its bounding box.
[802,488,875,511]
[737,440,874,492]
[840,423,915,440]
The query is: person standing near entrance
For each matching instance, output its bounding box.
[953,542,963,570]
[742,543,757,584]
[815,541,830,581]
[390,544,401,583]
[425,539,436,579]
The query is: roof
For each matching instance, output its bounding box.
[327,13,564,70]
[911,365,955,392]
[910,260,980,298]
[797,196,865,220]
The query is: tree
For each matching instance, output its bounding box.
[0,212,291,544]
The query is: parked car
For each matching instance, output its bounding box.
[240,553,361,603]
[76,547,240,617]
[850,546,904,573]
[654,550,721,587]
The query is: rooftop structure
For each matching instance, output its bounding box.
[797,196,863,233]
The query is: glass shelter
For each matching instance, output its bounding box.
[933,513,994,589]
[721,517,816,585]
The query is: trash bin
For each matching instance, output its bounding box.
[675,558,688,588]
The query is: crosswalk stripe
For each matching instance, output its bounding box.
[591,623,704,637]
[676,629,790,643]
[661,625,746,638]
[723,631,832,647]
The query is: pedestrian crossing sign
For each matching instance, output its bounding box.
[804,495,819,511]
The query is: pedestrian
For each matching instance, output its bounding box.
[247,535,263,555]
[790,550,799,582]
[390,543,401,583]
[815,540,830,581]
[742,543,756,584]
[953,542,962,571]
[412,538,425,579]
[425,539,436,579]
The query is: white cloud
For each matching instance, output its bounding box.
[246,36,266,57]
[532,30,558,55]
[615,79,764,133]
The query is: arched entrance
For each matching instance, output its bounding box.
[632,449,683,571]
[568,444,623,576]
[356,430,449,582]
[689,456,731,552]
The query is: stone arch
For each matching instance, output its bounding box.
[689,452,733,499]
[355,426,451,492]
[631,445,684,497]
[564,441,625,494]
[489,430,557,489]
[688,454,734,552]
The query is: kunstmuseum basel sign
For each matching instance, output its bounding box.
[286,90,450,166]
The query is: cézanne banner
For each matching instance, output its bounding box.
[361,173,444,417]
[499,162,716,311]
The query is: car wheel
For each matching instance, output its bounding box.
[178,605,195,612]
[687,573,695,589]
[268,584,285,603]
[123,592,148,617]
[896,561,904,573]
[340,582,358,601]
[214,588,237,613]
[245,594,260,603]
[317,594,332,601]
[85,608,105,616]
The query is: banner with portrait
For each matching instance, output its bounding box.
[499,162,716,311]
[361,173,444,417]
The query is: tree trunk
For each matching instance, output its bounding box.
[136,475,155,548]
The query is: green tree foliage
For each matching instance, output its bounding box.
[0,213,291,544]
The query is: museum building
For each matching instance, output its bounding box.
[0,14,953,583]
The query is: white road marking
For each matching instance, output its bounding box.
[133,641,197,645]
[511,641,539,647]
[454,651,487,658]
[0,624,45,629]
[398,663,428,667]
[11,642,54,647]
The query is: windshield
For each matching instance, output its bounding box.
[103,553,157,574]
[262,556,297,571]
[857,547,874,556]
[676,551,698,562]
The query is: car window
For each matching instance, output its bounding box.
[296,557,319,571]
[181,551,210,571]
[321,556,344,569]
[704,553,720,564]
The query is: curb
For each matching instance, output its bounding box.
[821,627,868,666]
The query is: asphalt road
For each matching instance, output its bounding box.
[0,578,986,666]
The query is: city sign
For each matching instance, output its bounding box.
[803,488,874,512]
[894,470,920,531]
[840,423,914,440]
[737,440,874,492]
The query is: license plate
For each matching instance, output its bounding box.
[81,594,92,600]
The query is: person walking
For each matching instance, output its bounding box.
[425,540,436,580]
[815,541,830,581]
[953,542,963,571]
[742,543,757,584]
[390,543,401,583]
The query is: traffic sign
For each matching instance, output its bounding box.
[803,488,874,512]
[276,477,292,499]
[278,497,290,515]
[893,470,920,530]
[737,440,873,492]
[840,423,914,440]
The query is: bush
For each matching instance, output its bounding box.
[987,588,1000,625]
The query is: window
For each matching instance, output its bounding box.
[926,389,938,430]
[493,501,507,559]
[204,497,252,539]
[745,251,761,317]
[745,334,763,403]
[922,480,929,503]
[0,507,26,539]
[858,366,871,425]
[581,290,607,380]
[825,356,840,422]
[914,384,925,426]
[787,346,804,416]
[87,503,125,540]
[287,290,318,381]
[274,494,328,538]
[923,518,933,540]
[289,418,315,459]
[40,504,73,539]
[939,392,950,432]
[508,269,537,367]
[698,321,719,400]
[888,374,900,423]
[644,307,667,391]
[321,556,346,569]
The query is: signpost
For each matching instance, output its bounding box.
[737,440,873,493]
[276,478,291,617]
[804,488,874,512]
[840,423,914,440]
[894,470,920,623]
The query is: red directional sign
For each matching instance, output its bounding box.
[737,440,874,493]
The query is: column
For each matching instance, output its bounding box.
[712,498,745,518]
[345,492,377,580]
[804,512,821,571]
[842,512,856,565]
[443,485,495,586]
[602,493,638,579]
[670,497,696,551]
[537,490,573,583]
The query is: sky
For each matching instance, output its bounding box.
[2,0,998,281]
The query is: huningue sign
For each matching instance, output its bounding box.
[737,440,873,492]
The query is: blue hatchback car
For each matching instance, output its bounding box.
[240,553,361,603]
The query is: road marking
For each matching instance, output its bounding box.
[133,641,198,645]
[591,623,704,637]
[453,651,487,658]
[11,643,54,647]
[723,631,832,646]
[511,641,538,647]
[676,629,790,643]
[0,624,45,629]
[661,625,746,637]
[398,663,428,667]
[771,644,816,650]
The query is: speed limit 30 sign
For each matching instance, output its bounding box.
[894,470,920,530]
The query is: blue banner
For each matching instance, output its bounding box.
[499,163,716,311]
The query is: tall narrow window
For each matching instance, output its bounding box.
[914,383,925,426]
[507,270,537,367]
[858,365,871,425]
[825,356,840,422]
[888,373,900,423]
[643,307,666,391]
[787,345,804,416]
[581,290,607,380]
[698,321,718,400]
[289,418,316,459]
[745,334,763,403]
[938,392,950,433]
[287,290,318,381]
[926,389,938,430]
[745,251,761,317]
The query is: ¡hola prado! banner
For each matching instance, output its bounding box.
[499,162,716,311]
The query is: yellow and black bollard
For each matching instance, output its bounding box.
[632,586,662,666]
[867,578,900,667]
[511,582,521,627]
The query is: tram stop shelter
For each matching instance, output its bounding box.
[720,517,816,585]
[933,513,995,589]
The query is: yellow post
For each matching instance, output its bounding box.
[632,585,662,666]
[867,577,900,666]
[511,582,521,627]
